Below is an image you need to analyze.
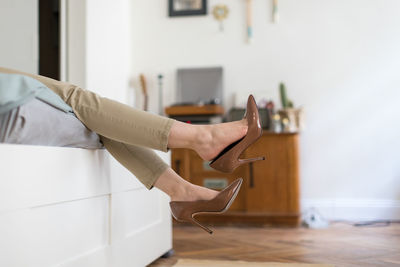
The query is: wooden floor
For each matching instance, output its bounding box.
[149,223,400,267]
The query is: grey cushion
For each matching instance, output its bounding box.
[0,98,103,149]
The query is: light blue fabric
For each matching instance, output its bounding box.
[0,73,73,114]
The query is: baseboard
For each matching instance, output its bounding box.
[301,198,400,221]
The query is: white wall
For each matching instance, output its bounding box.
[63,0,87,86]
[0,0,38,74]
[65,0,132,104]
[130,0,400,220]
[85,0,131,103]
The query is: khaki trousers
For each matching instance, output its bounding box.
[0,67,174,189]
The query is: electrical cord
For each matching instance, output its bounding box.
[331,220,400,227]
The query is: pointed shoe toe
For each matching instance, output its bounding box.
[170,178,243,234]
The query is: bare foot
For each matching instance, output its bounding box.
[155,168,219,202]
[171,183,219,202]
[193,119,248,161]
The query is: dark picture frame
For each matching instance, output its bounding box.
[169,0,207,17]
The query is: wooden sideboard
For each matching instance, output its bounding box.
[171,132,300,226]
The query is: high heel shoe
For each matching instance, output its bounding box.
[170,178,243,234]
[209,95,265,173]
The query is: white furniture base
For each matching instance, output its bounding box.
[0,144,172,267]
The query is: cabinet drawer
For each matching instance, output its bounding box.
[244,133,300,213]
[189,152,220,175]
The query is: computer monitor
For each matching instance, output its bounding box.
[176,66,223,105]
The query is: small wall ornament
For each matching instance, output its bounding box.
[272,0,279,23]
[245,0,253,43]
[212,4,229,32]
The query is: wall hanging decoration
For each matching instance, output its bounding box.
[272,0,279,23]
[212,5,229,32]
[169,0,207,17]
[246,0,253,43]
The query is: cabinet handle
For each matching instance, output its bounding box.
[175,160,181,175]
[249,162,254,188]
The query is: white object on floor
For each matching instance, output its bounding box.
[302,208,330,229]
[0,144,172,267]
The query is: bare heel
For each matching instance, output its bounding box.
[209,95,266,173]
[190,217,213,234]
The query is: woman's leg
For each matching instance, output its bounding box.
[0,67,245,199]
[153,168,218,201]
[100,136,169,189]
[0,67,248,158]
[102,136,218,200]
[168,119,248,161]
[0,67,173,151]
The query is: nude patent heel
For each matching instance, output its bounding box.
[238,157,265,164]
[189,217,213,234]
[170,178,243,234]
[209,95,265,173]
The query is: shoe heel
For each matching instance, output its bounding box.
[190,217,213,234]
[238,156,266,164]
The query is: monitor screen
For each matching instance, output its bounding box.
[176,67,223,105]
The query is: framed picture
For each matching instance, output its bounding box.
[169,0,207,17]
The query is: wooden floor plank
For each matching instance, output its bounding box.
[148,223,400,267]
